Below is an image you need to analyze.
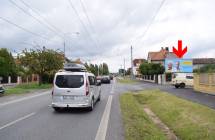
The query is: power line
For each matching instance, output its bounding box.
[8,0,64,39]
[79,0,95,33]
[0,16,49,40]
[67,0,99,49]
[18,0,65,36]
[79,0,100,47]
[133,0,166,46]
[17,0,83,57]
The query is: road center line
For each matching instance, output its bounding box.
[0,112,36,131]
[0,91,50,108]
[95,95,113,140]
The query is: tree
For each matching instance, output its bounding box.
[139,63,149,75]
[102,63,109,75]
[89,64,96,76]
[151,63,165,75]
[194,64,215,73]
[99,64,103,75]
[139,62,164,75]
[95,64,99,76]
[84,62,109,76]
[19,48,64,85]
[84,63,90,71]
[0,48,17,77]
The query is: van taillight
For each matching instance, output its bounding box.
[86,81,89,96]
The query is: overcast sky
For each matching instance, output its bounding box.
[0,0,215,72]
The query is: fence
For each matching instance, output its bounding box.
[142,75,156,83]
[194,73,215,95]
[142,74,171,85]
[0,74,39,86]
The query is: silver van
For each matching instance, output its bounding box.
[51,63,101,111]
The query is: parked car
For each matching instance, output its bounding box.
[52,63,101,112]
[172,73,193,88]
[101,75,111,84]
[0,84,5,95]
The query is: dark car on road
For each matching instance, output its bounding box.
[109,75,113,80]
[0,85,5,95]
[101,76,111,84]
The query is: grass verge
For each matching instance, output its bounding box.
[117,77,136,84]
[120,93,167,140]
[120,89,215,140]
[5,83,52,95]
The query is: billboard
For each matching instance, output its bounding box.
[165,59,193,73]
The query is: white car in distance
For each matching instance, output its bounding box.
[172,73,193,88]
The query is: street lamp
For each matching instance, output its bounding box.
[63,32,80,62]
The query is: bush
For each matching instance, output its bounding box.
[139,63,164,75]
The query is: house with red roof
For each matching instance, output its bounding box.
[133,58,146,76]
[147,47,178,66]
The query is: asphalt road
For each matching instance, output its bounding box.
[0,79,127,140]
[0,79,214,140]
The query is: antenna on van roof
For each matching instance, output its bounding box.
[64,63,87,72]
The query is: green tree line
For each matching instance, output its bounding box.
[0,48,17,77]
[84,62,109,76]
[19,48,64,85]
[0,48,110,85]
[194,64,215,73]
[139,62,164,75]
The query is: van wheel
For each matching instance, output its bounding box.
[175,85,179,88]
[180,83,185,88]
[89,99,94,111]
[53,107,61,112]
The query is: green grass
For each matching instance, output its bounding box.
[117,77,136,84]
[5,83,52,95]
[120,93,167,140]
[130,90,215,140]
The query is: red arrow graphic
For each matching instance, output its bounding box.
[173,40,187,58]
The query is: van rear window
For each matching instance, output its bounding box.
[55,75,84,88]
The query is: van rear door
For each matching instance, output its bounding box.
[54,74,86,96]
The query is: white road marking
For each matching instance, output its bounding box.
[0,91,50,108]
[0,112,36,131]
[95,95,113,140]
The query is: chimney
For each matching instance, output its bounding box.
[165,47,169,52]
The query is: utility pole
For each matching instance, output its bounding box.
[102,63,104,75]
[120,64,123,76]
[130,46,134,79]
[63,41,66,62]
[124,58,126,77]
[62,32,80,63]
[98,64,100,76]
